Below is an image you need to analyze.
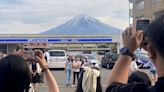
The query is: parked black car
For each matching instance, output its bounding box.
[101,53,119,69]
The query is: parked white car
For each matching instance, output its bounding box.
[47,50,66,68]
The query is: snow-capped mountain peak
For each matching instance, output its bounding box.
[64,14,98,27]
[73,14,98,22]
[41,14,122,35]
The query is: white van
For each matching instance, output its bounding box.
[47,50,66,68]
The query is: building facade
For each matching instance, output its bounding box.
[0,34,121,55]
[129,0,164,24]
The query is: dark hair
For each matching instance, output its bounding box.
[0,55,31,92]
[76,69,102,92]
[128,70,151,86]
[68,56,74,62]
[146,13,164,57]
[75,55,80,59]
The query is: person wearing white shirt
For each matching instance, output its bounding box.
[72,56,81,85]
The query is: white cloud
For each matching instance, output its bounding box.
[97,16,129,30]
[0,0,129,34]
[0,22,55,34]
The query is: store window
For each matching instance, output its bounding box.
[0,44,7,53]
[83,50,91,54]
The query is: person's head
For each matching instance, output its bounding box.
[68,56,73,62]
[84,56,88,61]
[0,55,31,92]
[80,56,85,62]
[128,70,151,86]
[84,56,88,59]
[16,49,24,57]
[146,14,164,64]
[75,56,80,61]
[76,67,102,92]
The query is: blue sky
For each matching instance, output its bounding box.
[0,0,129,34]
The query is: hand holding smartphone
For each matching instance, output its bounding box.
[35,50,48,70]
[136,19,150,50]
[35,51,41,57]
[34,50,42,63]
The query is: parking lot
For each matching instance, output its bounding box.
[38,68,150,92]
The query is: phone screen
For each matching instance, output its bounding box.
[136,19,150,31]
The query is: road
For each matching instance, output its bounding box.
[38,68,150,92]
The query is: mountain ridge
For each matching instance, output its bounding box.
[41,14,122,35]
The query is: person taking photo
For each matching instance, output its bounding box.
[106,14,164,92]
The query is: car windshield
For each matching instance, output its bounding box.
[49,51,65,57]
[136,53,149,59]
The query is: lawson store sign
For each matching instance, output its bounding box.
[0,38,112,43]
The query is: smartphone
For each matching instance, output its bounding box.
[136,19,150,49]
[35,51,40,57]
[136,19,150,31]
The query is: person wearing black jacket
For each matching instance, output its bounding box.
[106,14,164,92]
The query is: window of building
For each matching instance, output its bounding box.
[129,3,133,9]
[155,10,164,19]
[137,0,144,10]
[135,16,145,20]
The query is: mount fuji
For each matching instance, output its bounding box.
[41,15,122,35]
